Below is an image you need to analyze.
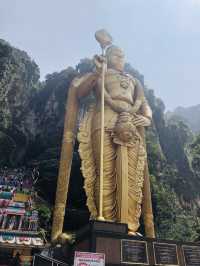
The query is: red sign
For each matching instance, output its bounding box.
[74,251,105,266]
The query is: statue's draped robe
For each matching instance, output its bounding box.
[78,102,147,232]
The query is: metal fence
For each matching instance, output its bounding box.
[33,254,68,266]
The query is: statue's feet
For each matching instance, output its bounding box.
[128,231,143,237]
[52,233,75,246]
[97,216,105,221]
[128,231,136,236]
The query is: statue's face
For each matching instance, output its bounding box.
[107,49,125,71]
[119,131,133,142]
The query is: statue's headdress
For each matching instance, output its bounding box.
[106,45,124,59]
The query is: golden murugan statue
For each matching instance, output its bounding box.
[51,30,155,242]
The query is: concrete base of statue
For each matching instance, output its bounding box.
[33,220,200,266]
[73,220,200,266]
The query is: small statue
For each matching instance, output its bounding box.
[52,30,155,240]
[8,215,16,230]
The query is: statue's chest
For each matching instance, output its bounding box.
[105,73,135,99]
[105,73,134,90]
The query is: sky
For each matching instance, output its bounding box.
[1,0,200,110]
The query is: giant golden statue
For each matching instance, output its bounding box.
[51,30,155,241]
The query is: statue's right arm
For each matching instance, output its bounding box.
[74,72,100,99]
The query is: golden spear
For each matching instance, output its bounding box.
[51,30,112,241]
[95,29,112,220]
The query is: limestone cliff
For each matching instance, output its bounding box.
[166,105,200,133]
[0,39,40,165]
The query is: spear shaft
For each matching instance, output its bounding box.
[95,29,112,220]
[98,47,106,220]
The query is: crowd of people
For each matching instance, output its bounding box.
[0,167,39,191]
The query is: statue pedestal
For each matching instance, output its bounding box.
[74,221,200,266]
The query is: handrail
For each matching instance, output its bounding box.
[33,254,68,266]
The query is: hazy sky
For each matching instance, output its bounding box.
[1,0,200,110]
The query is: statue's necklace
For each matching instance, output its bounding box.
[118,73,130,89]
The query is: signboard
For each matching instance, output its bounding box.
[182,245,200,266]
[74,251,105,266]
[121,239,149,265]
[153,242,179,265]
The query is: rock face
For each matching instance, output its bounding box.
[166,105,200,133]
[0,39,40,166]
[1,39,200,240]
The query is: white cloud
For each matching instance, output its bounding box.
[190,0,200,6]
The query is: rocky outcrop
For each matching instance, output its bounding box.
[166,105,200,133]
[0,39,40,165]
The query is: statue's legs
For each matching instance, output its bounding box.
[127,142,145,232]
[115,142,142,232]
[91,127,145,233]
[92,129,117,221]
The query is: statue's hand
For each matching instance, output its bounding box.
[133,115,151,127]
[117,105,131,113]
[93,55,107,74]
[107,98,131,113]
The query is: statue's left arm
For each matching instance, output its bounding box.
[136,90,155,238]
[133,80,152,127]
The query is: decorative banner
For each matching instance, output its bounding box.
[0,235,15,244]
[32,237,44,246]
[74,251,105,266]
[16,236,32,245]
